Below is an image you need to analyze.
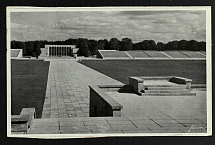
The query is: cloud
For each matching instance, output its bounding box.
[10,10,206,43]
[10,23,29,29]
[120,10,205,16]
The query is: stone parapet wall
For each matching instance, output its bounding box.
[89,85,123,117]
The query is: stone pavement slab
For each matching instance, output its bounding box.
[29,112,206,134]
[105,90,206,132]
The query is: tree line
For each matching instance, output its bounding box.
[11,38,206,57]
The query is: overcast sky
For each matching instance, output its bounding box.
[10,10,206,43]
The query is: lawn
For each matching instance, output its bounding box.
[79,60,206,84]
[11,60,50,118]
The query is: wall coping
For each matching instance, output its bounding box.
[11,115,30,123]
[12,108,36,123]
[129,76,192,83]
[97,84,125,88]
[141,76,174,80]
[171,76,192,82]
[169,76,192,84]
[129,77,143,83]
[89,85,123,110]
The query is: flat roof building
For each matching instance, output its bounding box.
[45,45,76,56]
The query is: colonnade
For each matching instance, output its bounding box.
[49,46,71,56]
[46,45,76,56]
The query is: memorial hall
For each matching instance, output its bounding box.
[45,45,76,56]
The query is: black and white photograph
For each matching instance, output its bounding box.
[7,7,212,138]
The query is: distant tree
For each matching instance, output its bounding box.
[149,40,157,50]
[139,42,146,50]
[132,42,146,50]
[25,41,35,56]
[101,39,109,50]
[165,41,178,50]
[103,39,109,50]
[142,40,150,50]
[156,45,162,51]
[89,40,98,55]
[77,39,91,57]
[178,40,188,50]
[53,40,65,45]
[97,40,105,50]
[164,42,170,50]
[198,41,206,51]
[132,43,141,50]
[32,41,42,58]
[108,38,120,50]
[188,40,199,51]
[119,38,133,51]
[36,40,47,48]
[11,41,16,49]
[170,41,178,50]
[65,38,78,45]
[157,42,165,51]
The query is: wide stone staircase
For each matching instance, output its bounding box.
[143,85,196,96]
[129,76,196,96]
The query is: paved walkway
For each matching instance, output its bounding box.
[42,60,123,118]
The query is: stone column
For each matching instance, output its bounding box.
[48,47,50,56]
[47,46,49,56]
[61,47,62,56]
[52,47,53,56]
[69,47,71,56]
[53,47,55,56]
[55,47,58,56]
[57,47,60,56]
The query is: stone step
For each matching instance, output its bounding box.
[144,89,190,93]
[145,85,183,87]
[147,86,186,90]
[142,92,196,96]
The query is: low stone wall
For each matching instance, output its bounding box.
[141,76,173,80]
[89,85,123,117]
[11,108,36,134]
[169,76,192,90]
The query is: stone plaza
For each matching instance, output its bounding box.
[11,59,207,135]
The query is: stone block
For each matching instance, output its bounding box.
[169,76,192,90]
[129,77,144,95]
[113,110,122,117]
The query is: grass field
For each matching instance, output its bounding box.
[11,60,50,118]
[79,60,206,84]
